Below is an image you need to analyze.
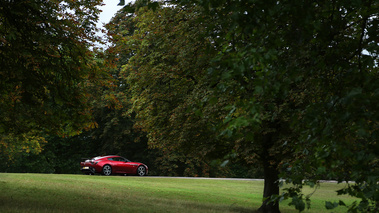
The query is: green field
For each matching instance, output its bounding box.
[0,173,356,212]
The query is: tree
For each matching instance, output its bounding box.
[114,1,235,176]
[118,1,299,211]
[0,0,104,158]
[167,0,378,212]
[117,0,378,212]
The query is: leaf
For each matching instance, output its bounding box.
[325,201,338,210]
[118,0,125,6]
[289,196,305,212]
[148,2,159,11]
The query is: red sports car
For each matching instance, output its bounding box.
[80,155,148,176]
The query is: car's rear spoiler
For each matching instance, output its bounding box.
[81,158,91,162]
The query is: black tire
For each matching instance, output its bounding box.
[102,165,112,176]
[137,166,146,176]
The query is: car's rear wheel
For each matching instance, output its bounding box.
[102,165,112,176]
[137,166,146,176]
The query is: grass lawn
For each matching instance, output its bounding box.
[0,173,357,212]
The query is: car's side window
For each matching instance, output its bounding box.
[113,157,120,161]
[106,157,129,162]
[121,157,130,162]
[108,158,118,161]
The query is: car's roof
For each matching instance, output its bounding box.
[92,155,120,160]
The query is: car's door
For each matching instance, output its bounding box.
[108,157,126,173]
[112,157,135,173]
[118,157,136,173]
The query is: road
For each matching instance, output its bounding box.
[141,176,264,181]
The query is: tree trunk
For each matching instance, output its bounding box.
[258,127,281,213]
[258,160,280,213]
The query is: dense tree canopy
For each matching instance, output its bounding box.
[107,2,233,176]
[0,0,104,158]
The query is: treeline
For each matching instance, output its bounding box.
[1,119,261,178]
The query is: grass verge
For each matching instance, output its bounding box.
[0,173,357,212]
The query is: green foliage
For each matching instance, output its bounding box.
[114,0,235,177]
[2,0,153,174]
[0,0,104,158]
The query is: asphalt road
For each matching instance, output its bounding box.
[141,176,264,181]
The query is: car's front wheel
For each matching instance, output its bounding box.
[102,165,112,176]
[137,166,146,176]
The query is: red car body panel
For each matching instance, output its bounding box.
[80,155,148,176]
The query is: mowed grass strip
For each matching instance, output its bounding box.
[0,173,357,213]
